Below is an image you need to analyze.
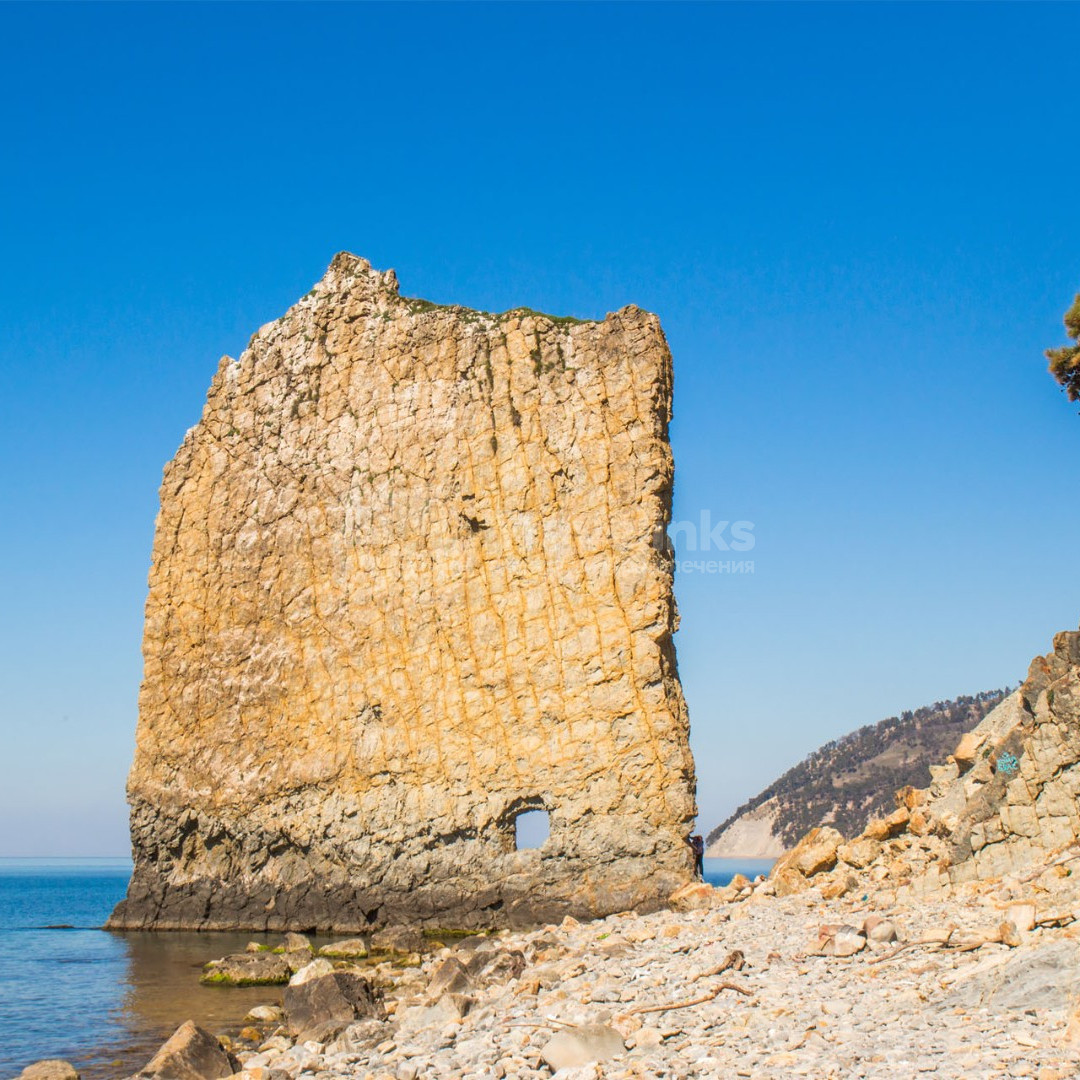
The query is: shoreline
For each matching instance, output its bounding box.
[19,854,1080,1080]
[0,859,771,1078]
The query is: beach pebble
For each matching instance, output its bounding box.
[16,1062,79,1080]
[244,1005,285,1023]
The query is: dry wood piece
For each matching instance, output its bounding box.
[1035,911,1076,928]
[869,925,957,964]
[873,920,1031,960]
[691,949,745,982]
[622,979,753,1017]
[1017,844,1080,884]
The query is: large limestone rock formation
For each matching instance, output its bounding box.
[109,254,696,932]
[771,626,1080,898]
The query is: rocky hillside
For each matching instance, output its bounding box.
[767,623,1080,899]
[707,690,1010,857]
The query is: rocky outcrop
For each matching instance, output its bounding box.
[109,254,695,933]
[771,627,1080,897]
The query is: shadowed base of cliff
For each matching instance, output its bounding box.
[106,861,693,934]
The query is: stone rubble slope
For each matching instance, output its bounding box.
[771,628,1080,902]
[92,850,1080,1080]
[707,691,1008,860]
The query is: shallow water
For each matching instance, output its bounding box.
[0,856,776,1078]
[0,860,305,1079]
[702,856,775,887]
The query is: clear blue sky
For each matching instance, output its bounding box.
[1,3,1078,855]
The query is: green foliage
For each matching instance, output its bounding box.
[501,306,586,326]
[1046,292,1080,403]
[405,297,444,315]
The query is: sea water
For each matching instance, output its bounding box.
[702,857,775,888]
[0,856,775,1078]
[0,860,292,1079]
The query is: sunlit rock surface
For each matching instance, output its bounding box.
[109,254,696,932]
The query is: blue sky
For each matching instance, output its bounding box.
[1,3,1078,855]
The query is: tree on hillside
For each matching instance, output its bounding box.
[1047,292,1080,403]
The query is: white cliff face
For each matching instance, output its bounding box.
[706,800,786,859]
[110,253,696,932]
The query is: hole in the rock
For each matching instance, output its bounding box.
[514,808,550,850]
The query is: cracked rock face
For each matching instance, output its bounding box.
[108,253,696,932]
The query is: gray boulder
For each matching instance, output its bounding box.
[370,925,424,954]
[948,940,1080,1011]
[133,1020,239,1079]
[281,950,315,975]
[283,971,384,1042]
[318,937,369,959]
[426,957,473,1001]
[541,1024,625,1071]
[288,958,334,986]
[326,1019,388,1055]
[465,947,526,984]
[201,952,290,986]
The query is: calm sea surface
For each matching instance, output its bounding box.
[0,856,772,1079]
[0,860,304,1079]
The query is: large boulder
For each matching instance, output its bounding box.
[283,971,384,1042]
[541,1025,626,1071]
[318,937,368,959]
[288,958,334,985]
[200,953,290,986]
[369,925,424,954]
[948,941,1080,1011]
[464,947,526,984]
[425,957,473,1000]
[132,1021,238,1080]
[769,826,843,893]
[280,932,312,954]
[668,880,718,911]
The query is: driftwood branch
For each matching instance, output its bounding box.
[622,979,752,1017]
[869,925,957,964]
[691,949,745,982]
[1017,844,1080,884]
